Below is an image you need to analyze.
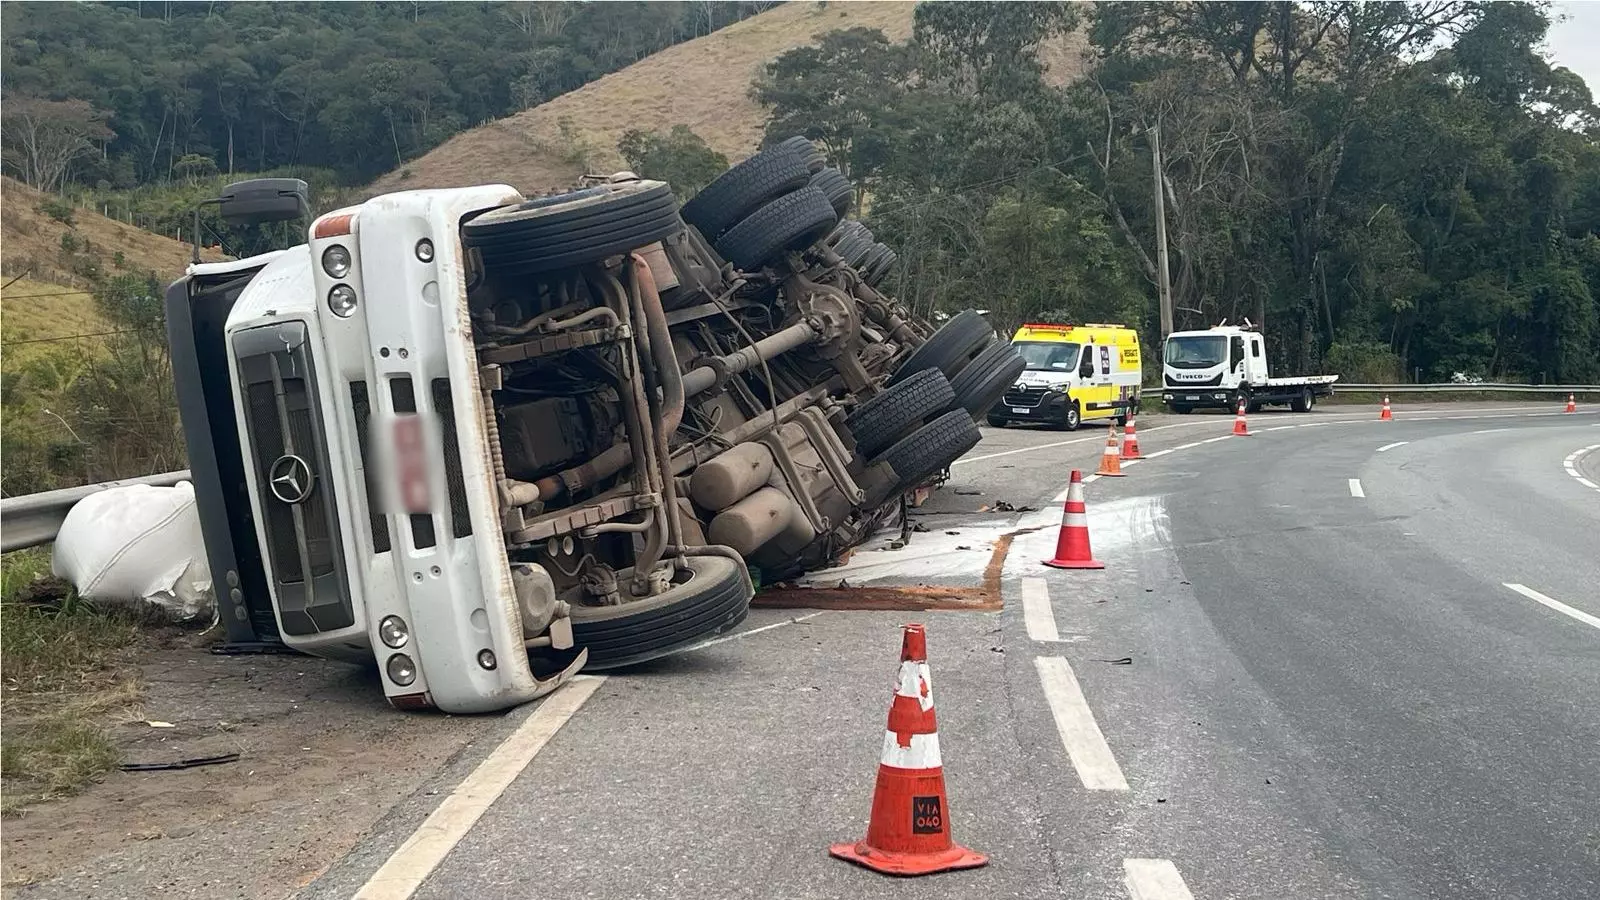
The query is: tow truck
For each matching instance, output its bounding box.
[1161,322,1338,413]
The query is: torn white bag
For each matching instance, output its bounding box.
[51,481,214,621]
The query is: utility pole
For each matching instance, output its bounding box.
[1150,122,1174,339]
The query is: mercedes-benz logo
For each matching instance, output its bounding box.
[268,454,315,504]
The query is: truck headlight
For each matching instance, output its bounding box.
[321,244,351,278]
[386,653,417,686]
[379,615,409,649]
[328,284,358,318]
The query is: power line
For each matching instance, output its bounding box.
[2,329,141,346]
[0,289,96,300]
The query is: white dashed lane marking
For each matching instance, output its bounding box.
[1035,656,1129,791]
[1562,444,1600,493]
[1348,479,1365,498]
[1376,441,1408,452]
[1124,858,1197,900]
[1021,577,1060,643]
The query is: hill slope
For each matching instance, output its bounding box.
[1,178,212,288]
[365,2,920,196]
[1,177,221,352]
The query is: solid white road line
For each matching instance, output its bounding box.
[1348,479,1365,498]
[1504,584,1600,631]
[1376,441,1408,452]
[1200,435,1231,444]
[1021,577,1060,642]
[680,612,824,652]
[1124,859,1197,900]
[1471,428,1510,435]
[1034,656,1129,791]
[354,676,606,900]
[1562,444,1600,493]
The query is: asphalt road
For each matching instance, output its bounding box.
[304,403,1599,900]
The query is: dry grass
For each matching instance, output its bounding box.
[0,176,215,288]
[0,549,144,814]
[1,277,110,365]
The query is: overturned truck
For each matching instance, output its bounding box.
[166,138,1024,713]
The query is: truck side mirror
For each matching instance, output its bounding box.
[218,178,311,225]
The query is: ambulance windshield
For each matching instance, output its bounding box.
[1014,341,1081,371]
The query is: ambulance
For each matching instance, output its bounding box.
[987,323,1142,429]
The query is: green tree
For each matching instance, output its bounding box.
[617,126,728,200]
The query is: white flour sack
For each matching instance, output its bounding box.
[51,481,215,621]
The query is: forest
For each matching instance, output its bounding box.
[0,0,770,190]
[751,1,1600,383]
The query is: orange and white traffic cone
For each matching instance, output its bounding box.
[1232,398,1251,436]
[830,624,988,877]
[1096,425,1125,476]
[1042,470,1105,570]
[1566,393,1577,413]
[1120,413,1144,460]
[1380,396,1393,420]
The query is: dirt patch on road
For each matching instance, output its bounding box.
[2,629,497,898]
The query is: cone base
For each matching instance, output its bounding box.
[1122,452,1144,460]
[1042,556,1105,569]
[1094,469,1126,476]
[830,840,989,877]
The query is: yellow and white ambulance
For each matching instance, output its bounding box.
[987,323,1142,429]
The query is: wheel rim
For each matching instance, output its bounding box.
[1066,405,1080,428]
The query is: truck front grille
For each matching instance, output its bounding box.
[233,321,355,637]
[432,378,473,540]
[1164,372,1223,388]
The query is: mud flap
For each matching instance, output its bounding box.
[527,647,589,701]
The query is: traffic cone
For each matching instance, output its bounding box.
[1120,413,1144,460]
[1232,398,1251,436]
[1380,396,1393,420]
[830,624,988,877]
[1042,470,1105,570]
[1566,393,1577,413]
[1096,425,1125,476]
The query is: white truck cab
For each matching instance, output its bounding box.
[1161,323,1337,413]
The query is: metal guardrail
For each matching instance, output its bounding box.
[1,470,191,553]
[1334,383,1597,394]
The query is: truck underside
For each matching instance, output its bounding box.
[458,154,1025,672]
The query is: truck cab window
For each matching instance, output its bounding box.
[1251,339,1262,358]
[1230,336,1246,370]
[1079,347,1095,378]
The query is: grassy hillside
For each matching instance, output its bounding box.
[366,2,920,196]
[1,178,213,289]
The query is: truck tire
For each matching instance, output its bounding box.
[681,145,811,239]
[862,244,898,287]
[826,219,867,250]
[948,341,1026,419]
[1291,388,1315,413]
[847,368,956,458]
[831,225,874,268]
[713,187,840,271]
[570,554,751,670]
[809,167,854,216]
[874,409,982,498]
[889,309,993,385]
[462,181,683,274]
[776,135,827,173]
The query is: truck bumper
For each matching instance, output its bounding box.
[1162,389,1234,410]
